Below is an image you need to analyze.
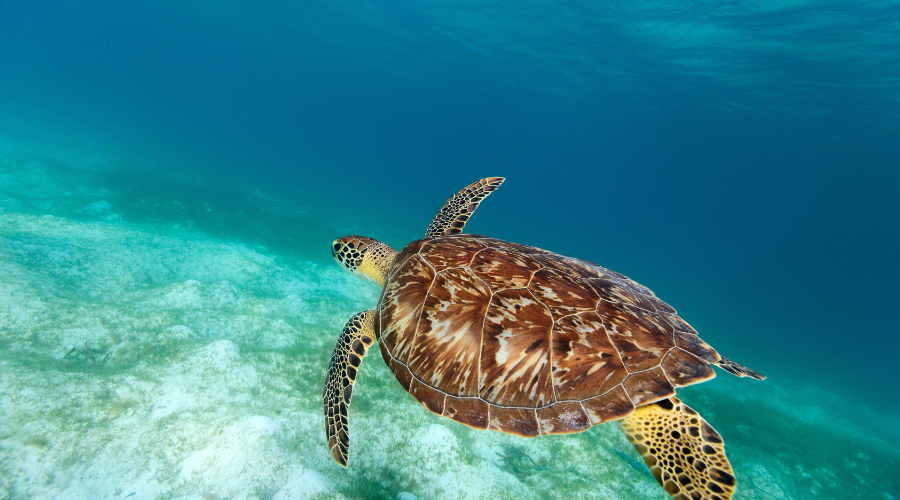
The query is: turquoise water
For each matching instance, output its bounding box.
[1,143,897,499]
[1,0,899,498]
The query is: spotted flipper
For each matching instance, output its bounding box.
[620,398,736,500]
[424,177,504,239]
[716,356,765,380]
[324,310,375,467]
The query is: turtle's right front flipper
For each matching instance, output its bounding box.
[424,177,504,239]
[325,310,376,467]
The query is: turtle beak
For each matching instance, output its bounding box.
[331,239,346,267]
[331,235,380,278]
[332,237,364,272]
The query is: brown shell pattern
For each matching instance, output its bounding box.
[375,235,720,437]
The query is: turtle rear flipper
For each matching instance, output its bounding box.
[620,398,736,500]
[424,177,504,239]
[325,310,376,467]
[716,356,765,380]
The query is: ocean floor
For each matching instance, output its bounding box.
[1,138,898,500]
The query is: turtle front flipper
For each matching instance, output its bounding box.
[619,398,736,500]
[325,310,376,467]
[424,177,504,239]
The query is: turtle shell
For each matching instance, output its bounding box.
[375,234,721,437]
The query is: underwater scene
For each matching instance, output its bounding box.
[1,1,899,500]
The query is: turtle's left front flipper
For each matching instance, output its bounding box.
[619,398,736,500]
[325,310,376,467]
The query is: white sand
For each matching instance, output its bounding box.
[1,144,896,500]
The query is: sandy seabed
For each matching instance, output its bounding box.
[0,139,897,500]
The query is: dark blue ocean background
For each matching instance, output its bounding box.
[1,1,899,497]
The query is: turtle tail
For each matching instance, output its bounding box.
[715,356,765,380]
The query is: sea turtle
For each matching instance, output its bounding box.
[325,177,764,500]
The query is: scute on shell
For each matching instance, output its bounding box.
[377,234,720,436]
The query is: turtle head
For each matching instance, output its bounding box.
[331,236,397,287]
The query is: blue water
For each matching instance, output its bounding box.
[1,1,898,499]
